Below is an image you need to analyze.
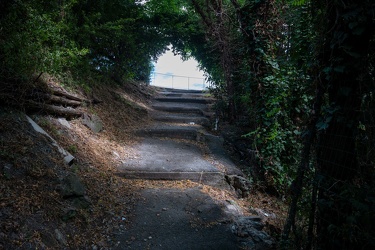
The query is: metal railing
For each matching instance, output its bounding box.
[150,72,209,90]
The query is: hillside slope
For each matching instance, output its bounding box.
[0,80,155,248]
[0,80,285,249]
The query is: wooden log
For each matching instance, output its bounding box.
[32,73,90,103]
[49,85,89,103]
[43,93,82,106]
[27,100,83,118]
[26,92,82,107]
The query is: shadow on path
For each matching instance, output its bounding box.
[115,188,238,250]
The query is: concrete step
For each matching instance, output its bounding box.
[116,171,225,186]
[154,97,213,104]
[117,138,227,186]
[152,104,205,115]
[165,93,183,97]
[151,113,210,126]
[136,125,204,141]
[134,127,244,176]
[156,88,204,94]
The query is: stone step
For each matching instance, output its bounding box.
[165,93,183,97]
[152,104,205,115]
[134,127,244,176]
[151,113,210,126]
[116,171,225,186]
[156,88,204,94]
[136,125,204,141]
[154,97,213,104]
[117,138,227,186]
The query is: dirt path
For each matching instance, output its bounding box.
[114,88,274,249]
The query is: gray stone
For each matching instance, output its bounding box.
[54,229,67,246]
[57,118,71,128]
[61,174,85,198]
[225,175,252,198]
[231,216,274,249]
[3,163,13,179]
[82,113,103,133]
[236,216,264,232]
[26,115,74,165]
[62,209,77,221]
[41,231,58,248]
[252,208,277,220]
[72,196,91,209]
[224,200,243,217]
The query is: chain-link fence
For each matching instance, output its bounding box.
[283,87,375,249]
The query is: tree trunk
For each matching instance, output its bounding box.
[191,0,236,122]
[49,86,89,103]
[29,93,82,107]
[26,101,83,118]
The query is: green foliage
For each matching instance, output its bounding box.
[167,0,317,194]
[290,0,309,6]
[0,1,88,77]
[0,0,173,86]
[244,56,312,193]
[214,0,312,194]
[68,145,78,154]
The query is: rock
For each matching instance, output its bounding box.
[3,163,13,179]
[61,174,85,198]
[225,175,252,198]
[113,151,120,158]
[62,209,77,222]
[54,229,67,246]
[251,208,277,220]
[232,216,264,236]
[72,196,91,209]
[232,216,274,249]
[196,130,207,143]
[224,200,243,217]
[57,118,71,128]
[26,115,74,165]
[82,113,103,133]
[41,231,58,248]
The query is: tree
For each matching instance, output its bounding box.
[190,0,238,121]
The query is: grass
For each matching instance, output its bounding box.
[67,145,78,154]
